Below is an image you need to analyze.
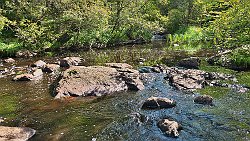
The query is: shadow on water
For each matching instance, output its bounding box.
[0,42,249,141]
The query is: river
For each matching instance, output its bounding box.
[0,42,249,141]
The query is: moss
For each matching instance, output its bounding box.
[196,86,230,99]
[236,71,250,87]
[199,59,236,74]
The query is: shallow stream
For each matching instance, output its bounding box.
[0,43,249,141]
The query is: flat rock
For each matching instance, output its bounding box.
[157,118,182,137]
[142,97,176,109]
[12,74,34,81]
[0,126,36,141]
[194,95,213,105]
[168,69,206,91]
[104,63,133,69]
[59,57,81,68]
[3,58,15,63]
[55,65,144,99]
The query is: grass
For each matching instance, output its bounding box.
[196,86,231,98]
[236,71,250,87]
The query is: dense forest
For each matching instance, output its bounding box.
[0,0,249,55]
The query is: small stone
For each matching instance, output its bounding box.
[178,57,201,69]
[31,60,46,68]
[105,63,133,69]
[194,95,213,105]
[157,118,182,137]
[3,58,15,63]
[59,57,82,68]
[13,74,34,81]
[42,64,60,73]
[142,97,176,109]
[33,69,43,78]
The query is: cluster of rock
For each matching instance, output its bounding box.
[139,62,248,93]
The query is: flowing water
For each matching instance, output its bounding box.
[0,42,249,141]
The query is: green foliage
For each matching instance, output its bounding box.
[167,26,206,46]
[230,46,250,68]
[205,0,250,49]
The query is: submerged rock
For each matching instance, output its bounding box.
[0,126,36,141]
[157,118,182,137]
[142,97,176,109]
[178,57,200,69]
[194,95,213,105]
[55,64,144,99]
[59,57,82,68]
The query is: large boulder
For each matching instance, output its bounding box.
[157,118,182,138]
[178,57,200,69]
[141,97,176,109]
[0,126,36,141]
[59,57,82,68]
[55,64,144,99]
[194,95,213,105]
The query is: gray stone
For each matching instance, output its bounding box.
[142,97,176,109]
[42,64,60,73]
[32,69,43,78]
[0,126,36,141]
[104,63,133,69]
[3,58,15,63]
[194,95,213,105]
[31,60,46,68]
[59,57,82,68]
[157,118,182,137]
[12,74,34,81]
[178,57,200,69]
